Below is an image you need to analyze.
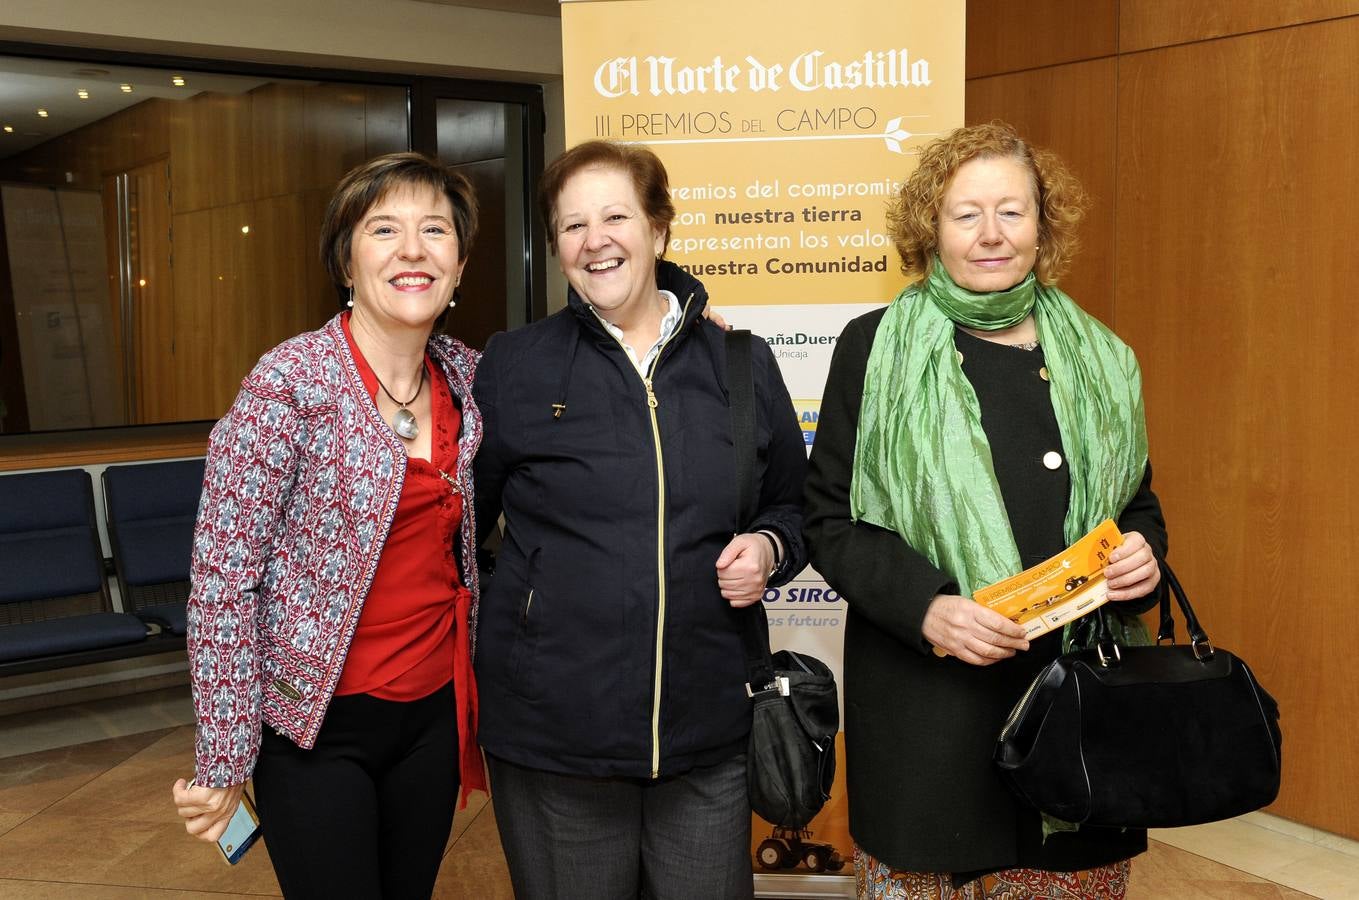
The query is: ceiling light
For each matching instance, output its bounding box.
[2,126,12,134]
[77,88,90,100]
[241,226,250,234]
[37,109,48,117]
[120,83,133,93]
[172,75,186,87]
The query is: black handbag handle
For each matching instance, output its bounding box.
[724,329,777,691]
[1154,560,1213,658]
[1094,558,1214,662]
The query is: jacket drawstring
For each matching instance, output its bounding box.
[553,327,582,420]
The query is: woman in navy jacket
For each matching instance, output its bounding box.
[473,140,807,899]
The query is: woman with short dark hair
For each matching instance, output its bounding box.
[171,151,486,898]
[473,140,808,899]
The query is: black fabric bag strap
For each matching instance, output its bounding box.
[727,328,757,525]
[725,329,776,690]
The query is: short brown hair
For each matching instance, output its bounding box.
[886,121,1087,285]
[538,140,675,256]
[320,152,478,305]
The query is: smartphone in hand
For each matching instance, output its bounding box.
[188,779,261,865]
[216,789,261,865]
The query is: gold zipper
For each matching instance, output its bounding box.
[999,668,1047,742]
[595,292,695,778]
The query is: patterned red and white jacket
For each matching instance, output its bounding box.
[187,314,482,787]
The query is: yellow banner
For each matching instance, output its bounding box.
[563,0,963,305]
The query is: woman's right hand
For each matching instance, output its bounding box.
[922,593,1030,665]
[172,778,245,843]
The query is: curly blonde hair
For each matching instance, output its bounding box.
[886,121,1087,285]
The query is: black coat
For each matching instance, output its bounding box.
[804,307,1168,876]
[473,261,807,779]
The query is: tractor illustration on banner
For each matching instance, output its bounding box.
[756,825,846,873]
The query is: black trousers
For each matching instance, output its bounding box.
[252,682,460,900]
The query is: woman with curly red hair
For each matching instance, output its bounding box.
[805,122,1169,898]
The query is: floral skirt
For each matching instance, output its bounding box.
[855,844,1131,900]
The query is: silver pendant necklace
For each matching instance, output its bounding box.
[374,367,424,440]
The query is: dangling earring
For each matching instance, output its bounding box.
[449,278,459,309]
[347,286,354,308]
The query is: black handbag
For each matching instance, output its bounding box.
[994,561,1282,828]
[726,329,839,828]
[743,630,840,827]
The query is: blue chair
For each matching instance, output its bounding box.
[102,459,205,636]
[0,468,149,670]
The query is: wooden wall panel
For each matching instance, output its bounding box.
[303,84,369,193]
[1115,18,1359,838]
[966,58,1118,326]
[1120,0,1359,52]
[169,208,219,421]
[0,203,28,432]
[436,100,506,166]
[107,99,173,175]
[209,202,260,415]
[100,173,129,422]
[965,0,1117,78]
[250,194,314,355]
[128,160,177,425]
[250,83,309,202]
[253,83,368,199]
[170,91,252,214]
[301,188,337,332]
[365,87,411,158]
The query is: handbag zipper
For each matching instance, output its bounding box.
[999,666,1049,743]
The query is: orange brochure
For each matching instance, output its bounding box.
[973,520,1125,639]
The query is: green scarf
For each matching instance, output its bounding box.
[850,261,1149,600]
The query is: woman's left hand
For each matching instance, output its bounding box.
[716,533,774,607]
[1104,530,1161,602]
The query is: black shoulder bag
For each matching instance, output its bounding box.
[994,560,1282,828]
[726,329,839,828]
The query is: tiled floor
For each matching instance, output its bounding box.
[1,688,1356,898]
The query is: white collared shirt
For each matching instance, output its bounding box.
[592,289,683,376]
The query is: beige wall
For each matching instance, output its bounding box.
[967,0,1359,840]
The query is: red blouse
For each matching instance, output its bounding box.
[336,316,469,701]
[334,315,486,803]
